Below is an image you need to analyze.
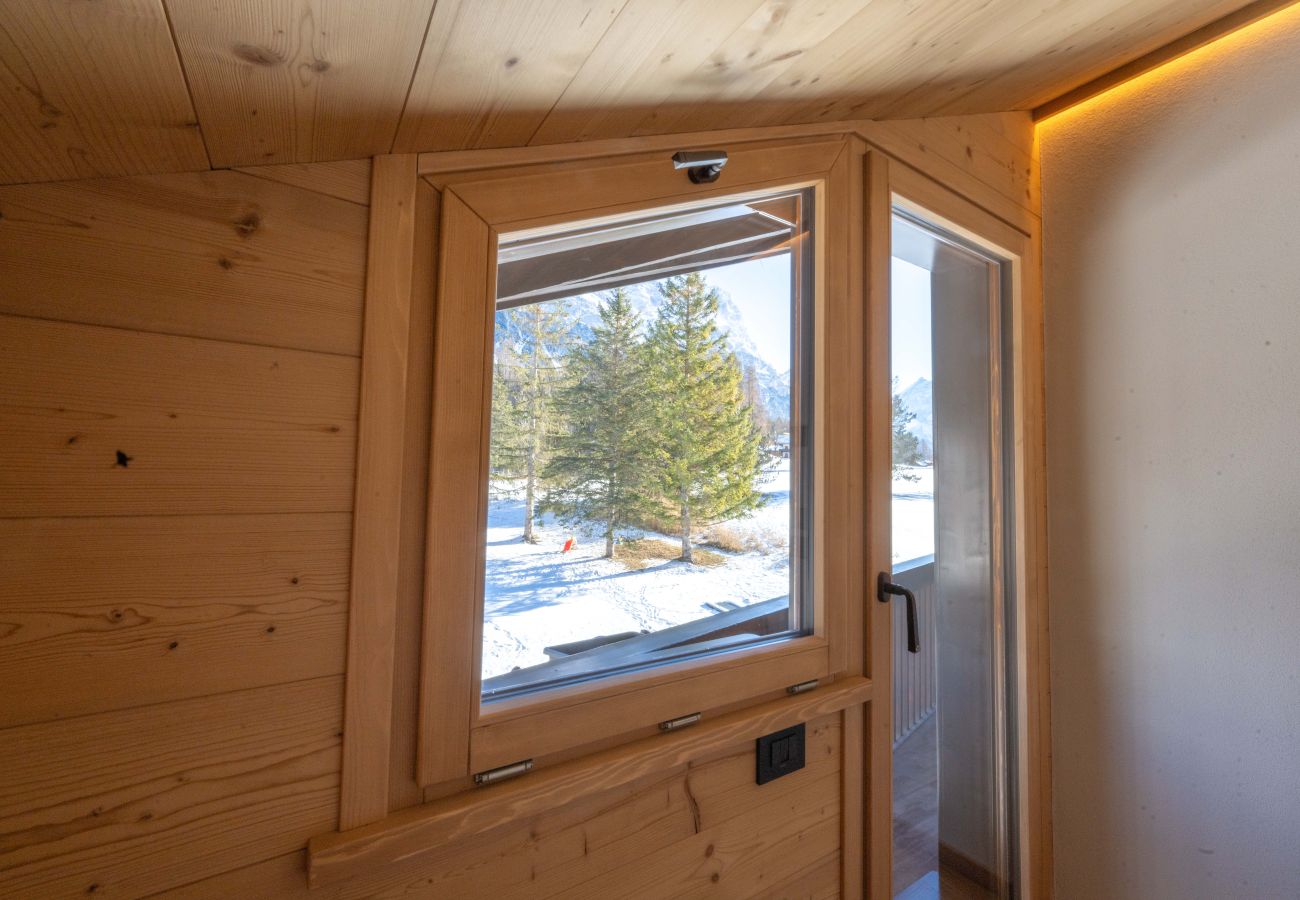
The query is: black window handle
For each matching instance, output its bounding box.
[877,572,920,654]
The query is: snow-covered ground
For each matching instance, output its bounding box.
[892,465,935,564]
[481,460,935,679]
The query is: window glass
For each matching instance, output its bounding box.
[891,218,936,567]
[481,190,815,700]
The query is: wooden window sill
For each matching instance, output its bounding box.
[307,675,871,889]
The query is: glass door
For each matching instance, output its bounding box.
[888,210,1015,900]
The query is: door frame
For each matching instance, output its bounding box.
[864,152,1052,900]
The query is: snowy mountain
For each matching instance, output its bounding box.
[496,279,793,421]
[899,377,932,457]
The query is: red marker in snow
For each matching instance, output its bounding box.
[561,537,576,553]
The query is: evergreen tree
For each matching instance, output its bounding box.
[741,362,772,439]
[645,273,765,563]
[488,360,526,498]
[892,377,924,480]
[495,300,576,542]
[543,290,655,558]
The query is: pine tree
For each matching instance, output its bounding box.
[892,377,923,480]
[494,300,576,542]
[488,360,526,498]
[742,362,772,439]
[645,273,765,563]
[543,290,655,558]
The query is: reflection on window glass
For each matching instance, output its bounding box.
[482,191,814,700]
[891,244,935,565]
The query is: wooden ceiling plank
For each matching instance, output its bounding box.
[866,0,1146,119]
[755,0,1125,126]
[529,0,776,145]
[164,0,435,168]
[711,0,986,130]
[0,0,1280,181]
[623,0,877,137]
[394,0,631,153]
[0,0,209,185]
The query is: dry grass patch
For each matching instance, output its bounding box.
[614,538,726,569]
[702,523,787,556]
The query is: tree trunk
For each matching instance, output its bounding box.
[604,520,615,559]
[680,490,693,563]
[523,446,536,543]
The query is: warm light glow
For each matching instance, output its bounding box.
[1037,0,1300,126]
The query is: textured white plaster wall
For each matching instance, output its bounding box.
[1040,9,1300,899]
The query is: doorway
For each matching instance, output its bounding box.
[888,210,1015,900]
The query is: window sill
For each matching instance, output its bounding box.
[307,675,871,889]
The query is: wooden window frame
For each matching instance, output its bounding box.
[416,136,862,787]
[862,155,1052,900]
[324,126,1047,898]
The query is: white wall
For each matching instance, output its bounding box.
[1040,10,1300,899]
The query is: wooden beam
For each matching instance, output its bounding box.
[338,154,419,830]
[309,676,871,889]
[1033,0,1300,120]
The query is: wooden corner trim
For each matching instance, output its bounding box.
[1033,0,1300,121]
[338,153,420,831]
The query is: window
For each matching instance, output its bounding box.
[414,139,858,785]
[481,191,815,699]
[890,219,936,567]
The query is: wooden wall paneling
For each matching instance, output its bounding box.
[0,0,209,185]
[416,189,493,786]
[0,676,343,898]
[858,117,1038,237]
[865,113,1038,215]
[393,0,631,153]
[311,679,868,888]
[842,704,866,897]
[388,180,442,813]
[759,853,842,900]
[177,711,843,900]
[149,851,313,900]
[0,315,359,518]
[453,721,840,900]
[163,0,436,167]
[0,170,368,355]
[863,148,894,900]
[339,155,420,830]
[234,158,373,205]
[0,512,349,728]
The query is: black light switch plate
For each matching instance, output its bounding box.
[756,722,805,785]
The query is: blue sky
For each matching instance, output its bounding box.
[690,251,934,388]
[705,254,793,372]
[891,256,933,389]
